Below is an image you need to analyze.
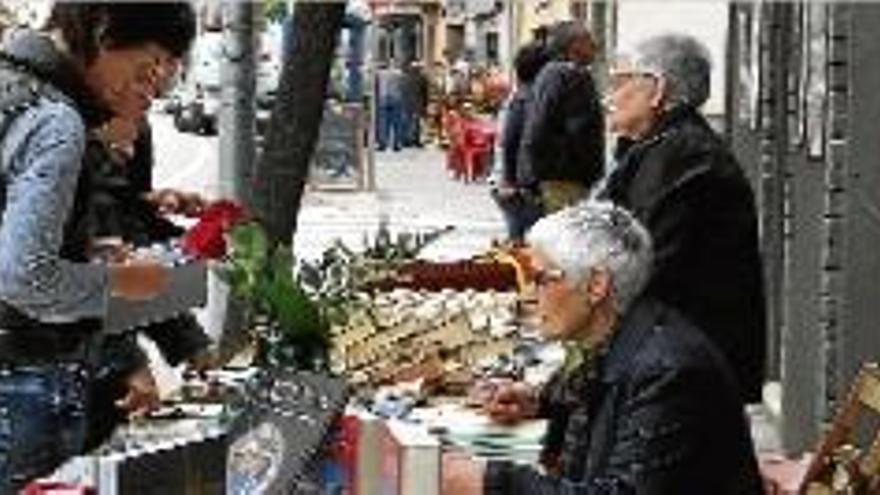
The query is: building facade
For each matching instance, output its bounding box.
[726,2,880,454]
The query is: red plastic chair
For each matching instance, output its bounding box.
[460,119,496,182]
[21,482,94,495]
[443,111,466,178]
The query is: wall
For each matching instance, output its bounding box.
[616,1,728,116]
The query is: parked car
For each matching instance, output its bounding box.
[173,82,219,135]
[171,33,222,135]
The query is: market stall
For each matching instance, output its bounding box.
[31,222,553,494]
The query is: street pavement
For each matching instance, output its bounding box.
[295,147,507,261]
[150,112,507,261]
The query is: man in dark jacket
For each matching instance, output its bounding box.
[599,33,767,404]
[491,41,549,241]
[402,61,429,147]
[441,201,762,494]
[518,21,605,213]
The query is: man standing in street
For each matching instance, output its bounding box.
[519,21,605,213]
[376,60,406,151]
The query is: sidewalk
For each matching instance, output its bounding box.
[294,147,506,261]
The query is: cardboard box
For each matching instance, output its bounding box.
[379,420,440,495]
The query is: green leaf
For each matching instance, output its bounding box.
[262,246,328,339]
[228,222,269,274]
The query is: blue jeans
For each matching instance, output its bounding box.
[377,99,404,150]
[0,363,90,494]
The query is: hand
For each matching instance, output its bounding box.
[88,237,133,263]
[186,348,219,374]
[116,367,161,416]
[484,381,539,425]
[441,452,484,495]
[495,184,518,199]
[109,257,169,301]
[146,189,207,217]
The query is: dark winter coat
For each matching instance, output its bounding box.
[518,61,604,189]
[484,297,763,495]
[600,105,767,404]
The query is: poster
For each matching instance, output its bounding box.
[310,102,368,191]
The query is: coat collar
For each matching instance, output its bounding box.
[614,105,704,158]
[599,296,662,384]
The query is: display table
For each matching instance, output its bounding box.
[38,369,349,495]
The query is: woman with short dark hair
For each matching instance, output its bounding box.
[0,3,196,489]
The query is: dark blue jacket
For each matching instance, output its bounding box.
[484,297,763,494]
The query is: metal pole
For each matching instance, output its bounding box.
[218,0,256,202]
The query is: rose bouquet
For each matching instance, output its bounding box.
[182,200,331,370]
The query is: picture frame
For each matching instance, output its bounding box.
[309,101,368,191]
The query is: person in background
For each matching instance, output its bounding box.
[402,60,429,148]
[518,21,605,213]
[598,33,766,404]
[441,201,763,494]
[0,3,196,490]
[490,41,549,242]
[77,113,215,450]
[376,59,406,151]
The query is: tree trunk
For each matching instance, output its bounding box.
[251,1,346,245]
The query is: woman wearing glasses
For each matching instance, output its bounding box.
[599,33,767,405]
[0,3,196,490]
[441,201,762,494]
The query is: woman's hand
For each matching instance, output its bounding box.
[116,367,161,417]
[145,189,207,217]
[483,380,539,425]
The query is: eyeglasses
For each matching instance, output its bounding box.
[532,267,566,289]
[608,70,659,90]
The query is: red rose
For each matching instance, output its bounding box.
[181,200,247,259]
[182,218,227,259]
[200,200,247,227]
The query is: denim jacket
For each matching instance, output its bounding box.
[484,297,763,494]
[0,30,111,322]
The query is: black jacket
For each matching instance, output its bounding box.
[484,297,763,495]
[600,106,767,404]
[500,87,530,186]
[518,61,604,189]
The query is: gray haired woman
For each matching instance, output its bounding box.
[599,33,767,404]
[441,201,762,494]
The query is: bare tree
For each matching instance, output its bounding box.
[250,1,346,245]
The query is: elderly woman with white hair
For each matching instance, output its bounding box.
[599,33,767,405]
[441,201,762,495]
